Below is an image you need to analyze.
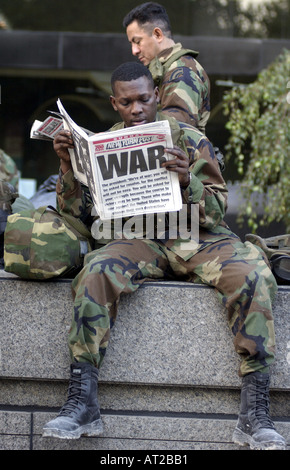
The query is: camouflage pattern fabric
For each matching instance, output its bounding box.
[56,113,277,377]
[69,237,277,377]
[0,149,19,190]
[4,206,92,279]
[0,150,34,213]
[0,180,19,213]
[149,43,210,133]
[246,234,290,285]
[245,233,290,259]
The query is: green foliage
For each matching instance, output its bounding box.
[223,49,290,232]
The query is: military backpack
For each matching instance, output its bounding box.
[246,233,290,285]
[4,205,92,280]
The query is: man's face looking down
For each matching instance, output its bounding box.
[126,20,162,66]
[110,76,159,128]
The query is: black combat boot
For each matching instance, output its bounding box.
[43,362,103,439]
[232,371,286,450]
[0,181,18,269]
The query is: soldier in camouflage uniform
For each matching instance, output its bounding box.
[0,150,19,268]
[123,2,210,133]
[0,149,19,190]
[43,62,285,450]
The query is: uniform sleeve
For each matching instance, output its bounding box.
[56,169,94,227]
[181,135,228,230]
[159,63,210,133]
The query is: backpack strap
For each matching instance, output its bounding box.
[149,48,199,87]
[162,49,199,72]
[245,233,290,258]
[56,208,92,240]
[37,205,93,240]
[246,233,290,285]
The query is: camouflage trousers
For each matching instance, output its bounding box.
[69,237,277,377]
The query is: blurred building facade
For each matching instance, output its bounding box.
[0,0,289,186]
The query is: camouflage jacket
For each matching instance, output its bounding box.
[148,43,210,133]
[56,114,236,261]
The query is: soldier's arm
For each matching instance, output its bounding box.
[182,135,228,230]
[53,131,93,225]
[159,66,210,132]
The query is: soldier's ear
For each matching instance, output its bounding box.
[154,86,160,104]
[110,95,118,111]
[152,27,163,42]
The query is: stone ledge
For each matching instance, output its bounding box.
[0,271,289,390]
[0,271,289,451]
[1,410,289,450]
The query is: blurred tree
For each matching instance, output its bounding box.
[0,0,289,38]
[223,49,290,232]
[235,0,290,38]
[262,0,290,38]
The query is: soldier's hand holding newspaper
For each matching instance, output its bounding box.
[54,130,74,173]
[162,145,190,188]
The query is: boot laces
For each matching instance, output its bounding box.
[59,372,83,417]
[255,379,275,429]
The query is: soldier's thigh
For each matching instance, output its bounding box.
[186,238,274,295]
[83,238,170,278]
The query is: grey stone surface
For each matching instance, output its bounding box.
[0,436,31,451]
[0,410,31,434]
[0,272,289,389]
[0,410,289,450]
[0,272,289,451]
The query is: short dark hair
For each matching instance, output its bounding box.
[111,62,155,93]
[123,2,172,38]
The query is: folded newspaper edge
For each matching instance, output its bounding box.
[31,99,182,220]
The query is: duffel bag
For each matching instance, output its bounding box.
[4,205,92,280]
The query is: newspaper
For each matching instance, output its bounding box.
[30,115,94,142]
[30,116,64,141]
[31,99,182,220]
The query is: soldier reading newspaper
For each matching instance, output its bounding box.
[38,61,286,450]
[32,99,182,221]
